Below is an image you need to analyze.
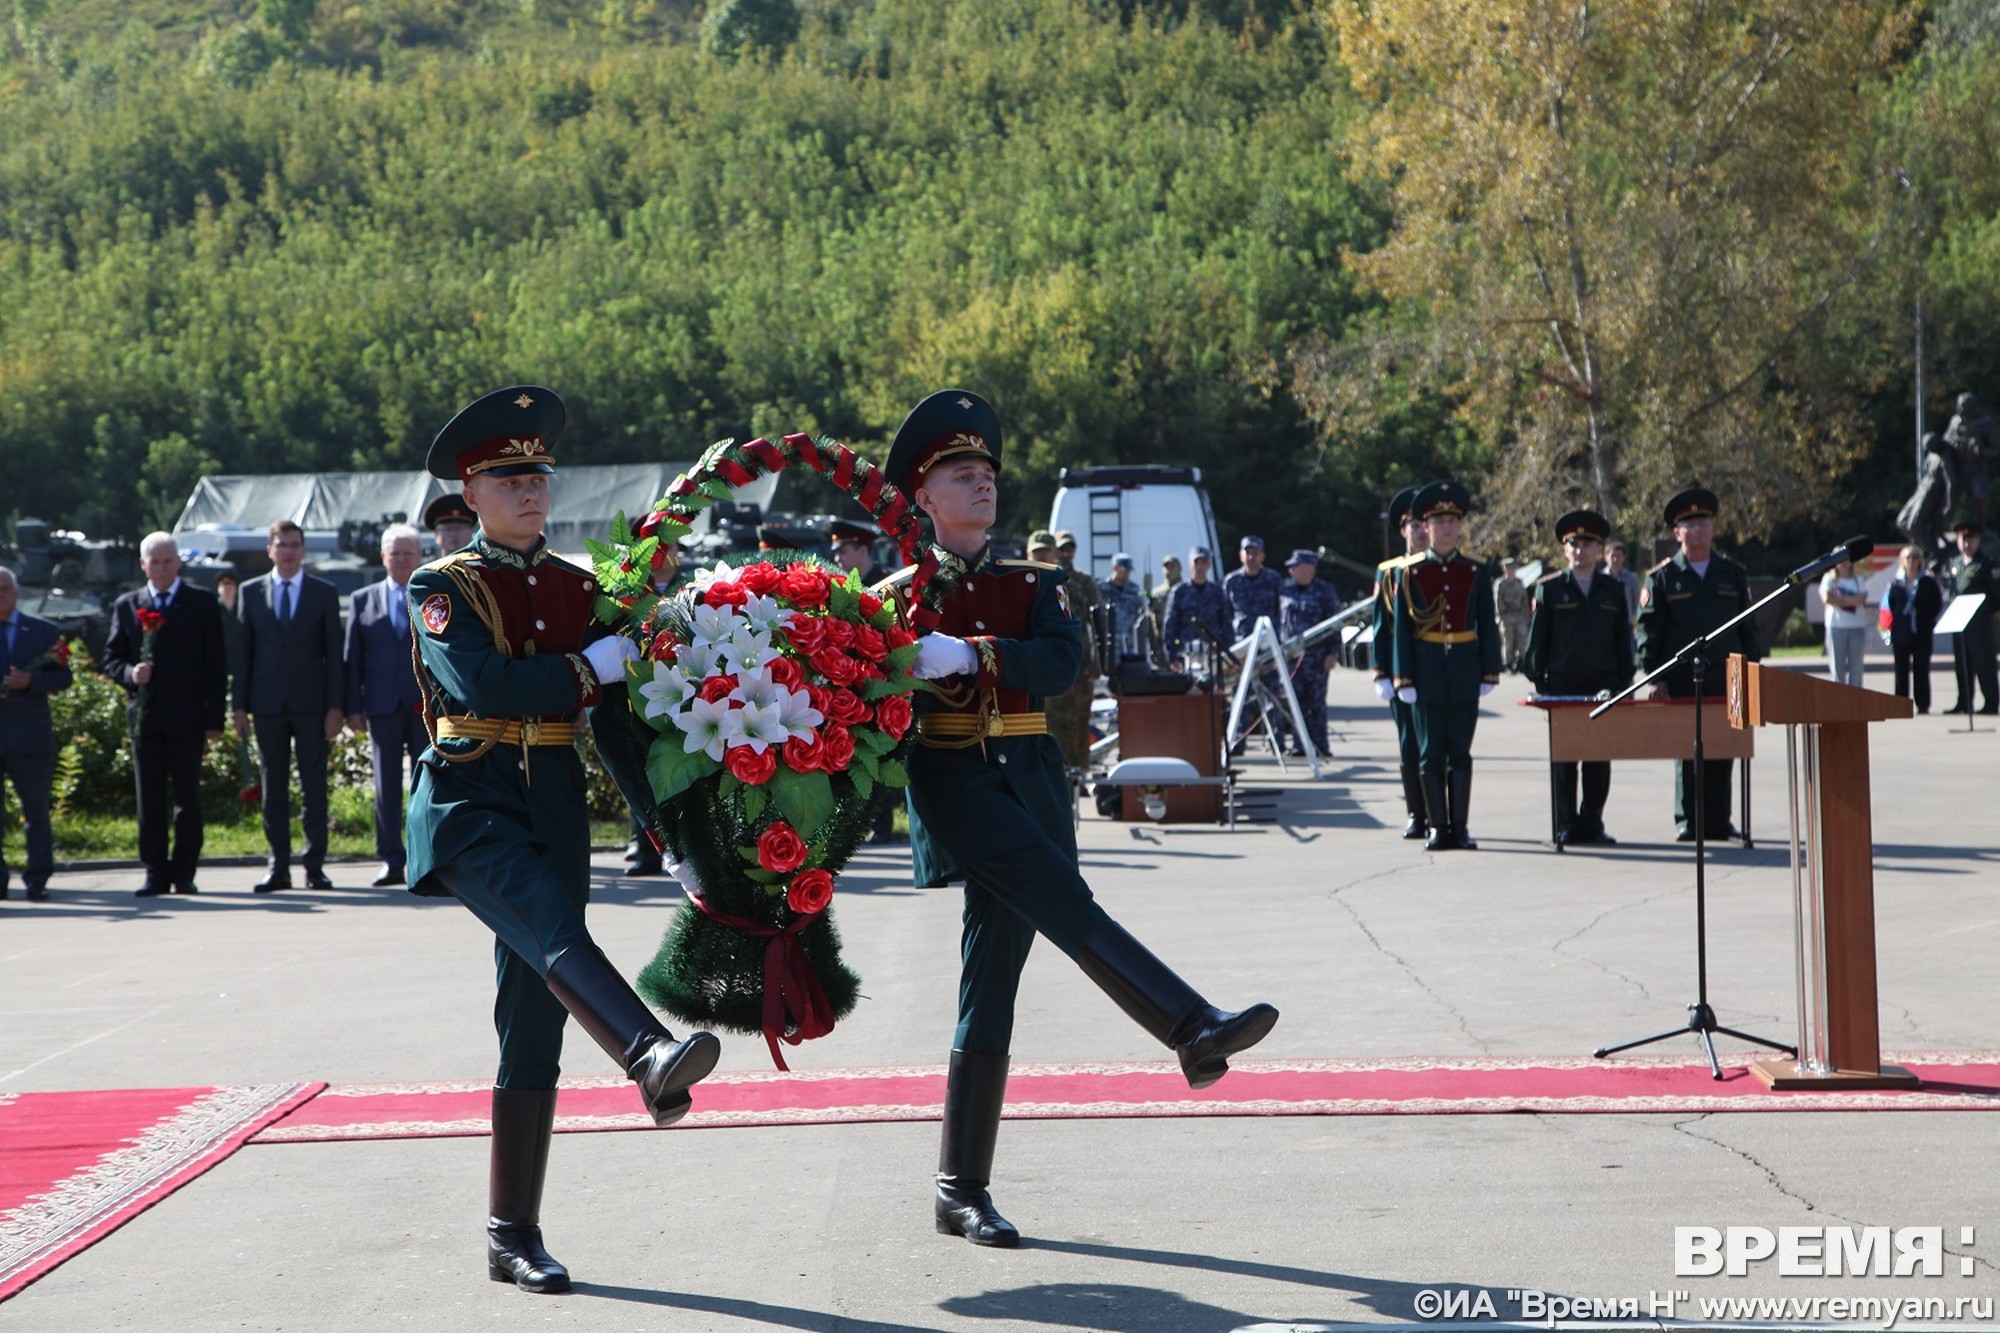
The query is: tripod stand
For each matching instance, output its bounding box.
[1587,610,1796,1080]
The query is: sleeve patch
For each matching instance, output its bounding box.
[1055,584,1072,618]
[420,593,452,635]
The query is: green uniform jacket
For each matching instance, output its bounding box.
[1635,550,1762,693]
[403,536,610,897]
[1524,568,1634,693]
[1389,548,1502,702]
[1950,547,1997,653]
[884,550,1084,888]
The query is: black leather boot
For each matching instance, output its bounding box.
[487,1087,570,1293]
[543,946,721,1127]
[1399,762,1427,839]
[1449,764,1477,850]
[934,1049,1018,1247]
[1421,771,1455,850]
[1074,922,1278,1090]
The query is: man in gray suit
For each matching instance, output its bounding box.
[344,523,426,887]
[0,566,74,901]
[234,520,345,892]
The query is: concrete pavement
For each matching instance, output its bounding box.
[2,655,1995,1331]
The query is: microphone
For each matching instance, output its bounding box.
[1784,536,1873,587]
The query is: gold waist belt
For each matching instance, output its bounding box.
[1416,630,1479,645]
[918,711,1048,742]
[435,716,577,747]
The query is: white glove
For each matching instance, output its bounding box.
[582,636,639,684]
[1373,677,1395,703]
[1396,686,1417,704]
[1479,681,1496,697]
[664,856,705,901]
[912,633,979,680]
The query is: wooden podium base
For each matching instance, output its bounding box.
[1750,1059,1922,1091]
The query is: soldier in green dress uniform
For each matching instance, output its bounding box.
[1946,512,1999,714]
[404,386,720,1294]
[1388,480,1501,850]
[1371,485,1430,838]
[1523,509,1634,846]
[1635,486,1761,841]
[880,389,1278,1249]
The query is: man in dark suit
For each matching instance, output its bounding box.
[344,522,427,887]
[101,533,227,897]
[234,520,345,892]
[0,565,74,900]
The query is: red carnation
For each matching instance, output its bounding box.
[885,626,917,650]
[786,868,834,915]
[649,630,681,662]
[739,562,783,596]
[823,689,869,726]
[725,744,778,786]
[766,655,807,692]
[874,694,913,740]
[135,607,166,634]
[851,624,887,663]
[783,731,827,773]
[819,722,856,772]
[756,821,810,874]
[783,615,828,655]
[810,647,861,686]
[697,674,739,703]
[858,592,883,619]
[705,581,749,609]
[780,566,831,609]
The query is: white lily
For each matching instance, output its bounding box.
[679,695,740,762]
[675,639,724,680]
[636,660,697,719]
[689,601,741,647]
[691,559,739,590]
[732,699,791,753]
[722,623,781,673]
[773,686,825,742]
[728,664,785,710]
[740,591,792,636]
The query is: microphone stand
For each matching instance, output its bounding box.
[1586,578,1799,1080]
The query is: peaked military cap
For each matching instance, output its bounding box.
[1952,507,1984,534]
[884,389,1002,496]
[1663,486,1718,526]
[1284,548,1318,567]
[1389,485,1431,529]
[825,519,878,546]
[1555,509,1610,543]
[421,492,475,530]
[426,386,564,481]
[1413,479,1471,521]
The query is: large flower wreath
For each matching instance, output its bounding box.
[589,433,956,1068]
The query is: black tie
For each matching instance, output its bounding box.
[279,580,293,624]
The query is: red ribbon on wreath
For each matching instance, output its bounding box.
[687,892,836,1071]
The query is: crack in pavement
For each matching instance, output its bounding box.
[1323,864,1493,1053]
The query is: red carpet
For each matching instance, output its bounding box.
[252,1052,2000,1143]
[0,1081,323,1302]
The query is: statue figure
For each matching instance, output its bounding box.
[1944,391,1993,527]
[1898,432,1959,560]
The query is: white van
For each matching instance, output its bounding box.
[1047,465,1220,589]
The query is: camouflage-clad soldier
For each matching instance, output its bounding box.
[881,389,1277,1250]
[1161,546,1228,666]
[1097,552,1146,659]
[1388,480,1501,850]
[1225,535,1291,750]
[1523,510,1634,846]
[403,386,720,1294]
[1495,558,1531,672]
[1278,549,1342,757]
[1635,485,1762,842]
[1370,485,1430,839]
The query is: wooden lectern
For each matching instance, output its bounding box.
[1724,656,1919,1090]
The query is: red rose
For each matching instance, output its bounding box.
[783,731,826,773]
[851,624,887,663]
[885,626,916,650]
[786,868,834,915]
[697,674,739,703]
[823,689,869,726]
[819,722,856,772]
[783,615,827,655]
[780,566,831,608]
[809,647,860,686]
[819,616,854,650]
[725,744,778,786]
[858,593,883,619]
[807,685,834,717]
[705,580,748,609]
[739,562,783,596]
[766,655,807,692]
[756,821,810,874]
[135,607,166,634]
[874,694,913,740]
[649,630,681,662]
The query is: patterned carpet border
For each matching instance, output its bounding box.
[249,1051,2000,1144]
[0,1081,324,1303]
